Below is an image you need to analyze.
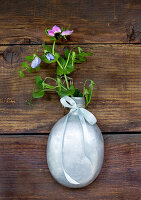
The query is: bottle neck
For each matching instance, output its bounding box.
[71,97,85,109]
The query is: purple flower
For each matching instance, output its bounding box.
[46,53,55,62]
[61,30,73,36]
[48,25,61,37]
[31,56,41,68]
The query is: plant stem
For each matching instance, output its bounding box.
[60,85,67,91]
[44,77,56,82]
[57,60,63,69]
[64,52,71,69]
[64,75,69,89]
[56,60,69,89]
[52,40,56,55]
[43,89,56,92]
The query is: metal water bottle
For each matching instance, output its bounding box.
[47,97,104,188]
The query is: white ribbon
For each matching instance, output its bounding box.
[60,96,97,185]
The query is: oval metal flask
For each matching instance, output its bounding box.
[47,97,104,188]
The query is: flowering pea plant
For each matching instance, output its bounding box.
[18,25,95,107]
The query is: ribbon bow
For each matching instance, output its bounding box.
[60,96,97,125]
[60,96,97,185]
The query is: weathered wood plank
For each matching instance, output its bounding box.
[0,44,141,133]
[0,134,140,200]
[1,0,141,44]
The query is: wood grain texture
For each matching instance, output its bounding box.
[0,134,140,200]
[0,44,141,133]
[0,0,141,199]
[1,0,141,44]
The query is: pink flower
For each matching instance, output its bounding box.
[61,30,73,36]
[48,25,61,37]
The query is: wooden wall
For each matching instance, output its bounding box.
[0,0,140,199]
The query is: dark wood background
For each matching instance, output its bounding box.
[0,0,141,199]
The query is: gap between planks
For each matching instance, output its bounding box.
[1,43,141,46]
[0,132,141,136]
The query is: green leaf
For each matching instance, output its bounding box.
[57,56,74,76]
[42,44,52,53]
[19,71,24,78]
[58,56,66,67]
[28,67,33,73]
[66,59,74,74]
[69,84,75,96]
[57,57,66,75]
[25,56,34,62]
[57,84,75,97]
[35,65,40,71]
[64,49,70,59]
[36,76,43,89]
[57,66,64,76]
[40,54,49,63]
[75,57,86,63]
[73,88,83,97]
[22,62,28,68]
[51,52,60,63]
[75,49,92,64]
[33,90,44,98]
[64,49,75,64]
[61,26,66,32]
[45,28,50,36]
